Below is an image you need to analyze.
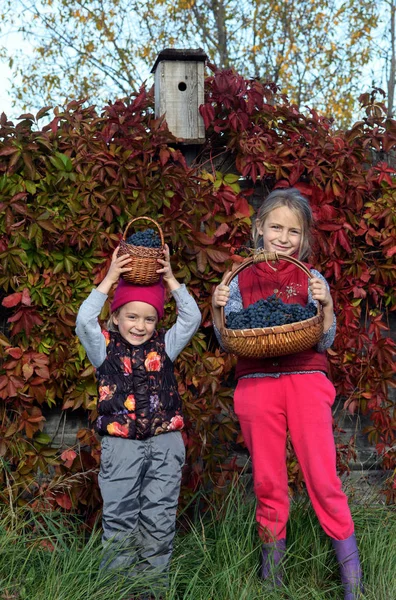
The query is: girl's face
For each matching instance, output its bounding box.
[257,206,302,256]
[113,301,158,346]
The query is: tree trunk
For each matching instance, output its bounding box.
[211,0,229,68]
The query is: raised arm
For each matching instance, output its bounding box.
[76,246,132,367]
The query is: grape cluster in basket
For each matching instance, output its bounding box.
[226,294,317,329]
[126,228,161,248]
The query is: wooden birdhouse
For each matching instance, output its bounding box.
[151,48,207,144]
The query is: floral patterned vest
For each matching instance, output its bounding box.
[94,329,184,439]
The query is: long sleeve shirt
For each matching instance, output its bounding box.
[76,284,201,368]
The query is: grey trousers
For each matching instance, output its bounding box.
[98,432,185,582]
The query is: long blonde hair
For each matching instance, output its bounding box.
[252,188,313,260]
[107,309,120,333]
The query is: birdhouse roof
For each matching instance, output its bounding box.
[151,48,208,73]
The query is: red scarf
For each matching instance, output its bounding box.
[239,258,311,308]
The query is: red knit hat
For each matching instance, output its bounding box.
[110,279,165,319]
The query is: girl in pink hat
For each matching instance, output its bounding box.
[76,244,201,598]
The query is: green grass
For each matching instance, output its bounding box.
[0,488,395,600]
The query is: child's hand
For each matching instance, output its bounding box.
[212,282,230,308]
[157,244,180,291]
[97,247,132,294]
[309,277,333,308]
[107,247,133,284]
[212,278,231,330]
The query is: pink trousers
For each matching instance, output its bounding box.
[234,373,354,542]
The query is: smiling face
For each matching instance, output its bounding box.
[113,301,158,346]
[257,206,302,256]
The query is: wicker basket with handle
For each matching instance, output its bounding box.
[117,216,165,285]
[219,251,324,358]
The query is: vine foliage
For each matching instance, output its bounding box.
[0,72,395,518]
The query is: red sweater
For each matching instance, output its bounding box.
[235,259,329,378]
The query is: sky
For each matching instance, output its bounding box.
[0,57,13,118]
[0,64,15,119]
[0,7,390,123]
[0,29,31,120]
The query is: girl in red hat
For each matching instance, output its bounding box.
[76,244,201,598]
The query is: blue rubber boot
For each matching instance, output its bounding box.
[260,538,286,587]
[332,533,364,599]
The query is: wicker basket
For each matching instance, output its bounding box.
[117,216,165,285]
[219,251,324,358]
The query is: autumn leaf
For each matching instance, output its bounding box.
[234,197,252,218]
[22,363,34,380]
[55,493,73,510]
[61,449,77,468]
[214,223,230,237]
[8,308,44,336]
[206,248,230,263]
[2,292,22,308]
[6,347,23,359]
[195,231,215,245]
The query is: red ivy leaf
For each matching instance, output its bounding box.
[22,364,34,380]
[206,248,230,263]
[8,308,44,336]
[373,161,396,185]
[199,103,215,129]
[2,292,22,308]
[214,223,230,237]
[61,449,77,468]
[6,347,23,359]
[317,223,341,231]
[234,197,252,217]
[159,148,170,166]
[195,231,215,245]
[337,229,352,253]
[21,288,32,306]
[55,493,73,510]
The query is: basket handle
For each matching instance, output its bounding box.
[219,251,318,327]
[122,216,165,246]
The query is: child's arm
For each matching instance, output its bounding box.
[212,278,231,331]
[75,289,108,368]
[212,276,243,348]
[164,286,201,362]
[159,245,201,361]
[309,270,336,351]
[76,247,132,367]
[309,272,334,332]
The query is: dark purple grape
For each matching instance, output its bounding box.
[226,296,317,329]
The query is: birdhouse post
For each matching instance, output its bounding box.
[151,48,207,145]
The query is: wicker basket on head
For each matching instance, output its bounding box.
[117,216,165,285]
[219,251,324,358]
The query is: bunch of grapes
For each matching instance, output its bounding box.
[126,228,161,248]
[226,294,317,329]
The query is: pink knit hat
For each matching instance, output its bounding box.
[110,279,165,319]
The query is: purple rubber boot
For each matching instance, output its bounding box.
[332,533,364,599]
[260,538,286,586]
